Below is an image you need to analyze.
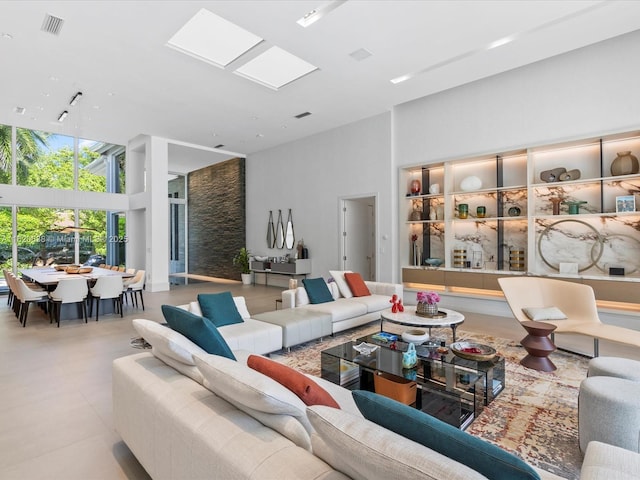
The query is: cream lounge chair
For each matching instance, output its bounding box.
[498,276,640,357]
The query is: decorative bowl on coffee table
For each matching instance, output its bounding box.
[450,342,497,361]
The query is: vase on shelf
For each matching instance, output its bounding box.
[611,151,639,176]
[549,197,563,215]
[410,179,421,195]
[416,302,438,316]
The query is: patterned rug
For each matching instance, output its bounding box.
[272,323,588,480]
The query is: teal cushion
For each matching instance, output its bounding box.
[197,292,244,327]
[302,278,334,304]
[352,390,539,480]
[161,305,236,360]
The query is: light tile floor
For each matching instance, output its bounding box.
[0,280,637,479]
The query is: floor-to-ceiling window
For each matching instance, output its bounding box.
[0,125,127,271]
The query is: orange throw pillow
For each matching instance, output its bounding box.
[344,272,371,297]
[247,355,340,408]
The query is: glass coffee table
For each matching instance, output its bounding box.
[321,333,505,430]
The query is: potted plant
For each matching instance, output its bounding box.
[233,247,252,285]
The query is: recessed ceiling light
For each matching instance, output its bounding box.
[42,92,50,97]
[14,106,26,115]
[1,33,13,40]
[49,75,59,81]
[57,110,68,122]
[107,92,115,96]
[92,105,100,110]
[256,133,264,138]
[234,46,318,90]
[167,8,263,69]
[69,91,82,106]
[297,0,347,27]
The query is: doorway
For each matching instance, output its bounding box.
[340,195,376,281]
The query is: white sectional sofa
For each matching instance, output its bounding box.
[113,321,639,480]
[281,279,403,334]
[177,297,283,354]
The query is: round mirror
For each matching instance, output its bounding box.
[267,210,276,248]
[275,209,285,249]
[285,209,295,249]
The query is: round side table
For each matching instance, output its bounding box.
[520,321,557,372]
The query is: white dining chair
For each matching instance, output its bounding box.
[48,278,89,327]
[123,269,145,310]
[14,277,49,327]
[89,275,124,321]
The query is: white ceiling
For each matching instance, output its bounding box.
[1,0,640,173]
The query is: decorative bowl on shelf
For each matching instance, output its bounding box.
[253,256,268,262]
[424,258,444,267]
[450,342,497,361]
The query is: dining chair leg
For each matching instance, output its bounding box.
[119,294,123,317]
[95,297,100,322]
[21,302,28,327]
[56,302,61,328]
[82,300,88,323]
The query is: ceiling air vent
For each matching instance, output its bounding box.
[214,144,225,149]
[41,13,64,35]
[294,111,312,119]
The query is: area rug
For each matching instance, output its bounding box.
[272,323,588,480]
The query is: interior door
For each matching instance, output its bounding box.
[342,196,376,280]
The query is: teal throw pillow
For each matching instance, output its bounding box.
[197,292,244,327]
[161,305,236,360]
[302,278,334,304]
[352,390,540,480]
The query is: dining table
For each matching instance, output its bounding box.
[19,266,135,320]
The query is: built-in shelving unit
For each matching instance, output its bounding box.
[401,129,640,300]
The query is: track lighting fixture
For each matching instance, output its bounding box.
[69,91,82,106]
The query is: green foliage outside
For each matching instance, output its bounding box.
[0,124,116,270]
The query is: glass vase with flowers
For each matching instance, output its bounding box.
[416,291,440,317]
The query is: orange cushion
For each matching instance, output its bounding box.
[247,355,340,408]
[344,272,371,297]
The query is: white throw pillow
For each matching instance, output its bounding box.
[188,301,203,316]
[307,406,486,480]
[193,353,312,433]
[132,318,208,383]
[296,287,310,306]
[233,296,251,320]
[522,307,567,321]
[132,318,206,366]
[329,270,353,299]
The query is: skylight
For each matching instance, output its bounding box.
[167,8,263,68]
[234,46,318,90]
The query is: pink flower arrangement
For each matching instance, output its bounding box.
[417,291,440,305]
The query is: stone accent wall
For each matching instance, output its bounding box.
[188,158,245,280]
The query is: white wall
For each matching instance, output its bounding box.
[245,30,640,287]
[394,29,640,166]
[246,113,395,282]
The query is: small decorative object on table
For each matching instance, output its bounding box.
[549,196,563,215]
[450,342,497,361]
[416,291,440,317]
[402,343,418,369]
[389,294,404,313]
